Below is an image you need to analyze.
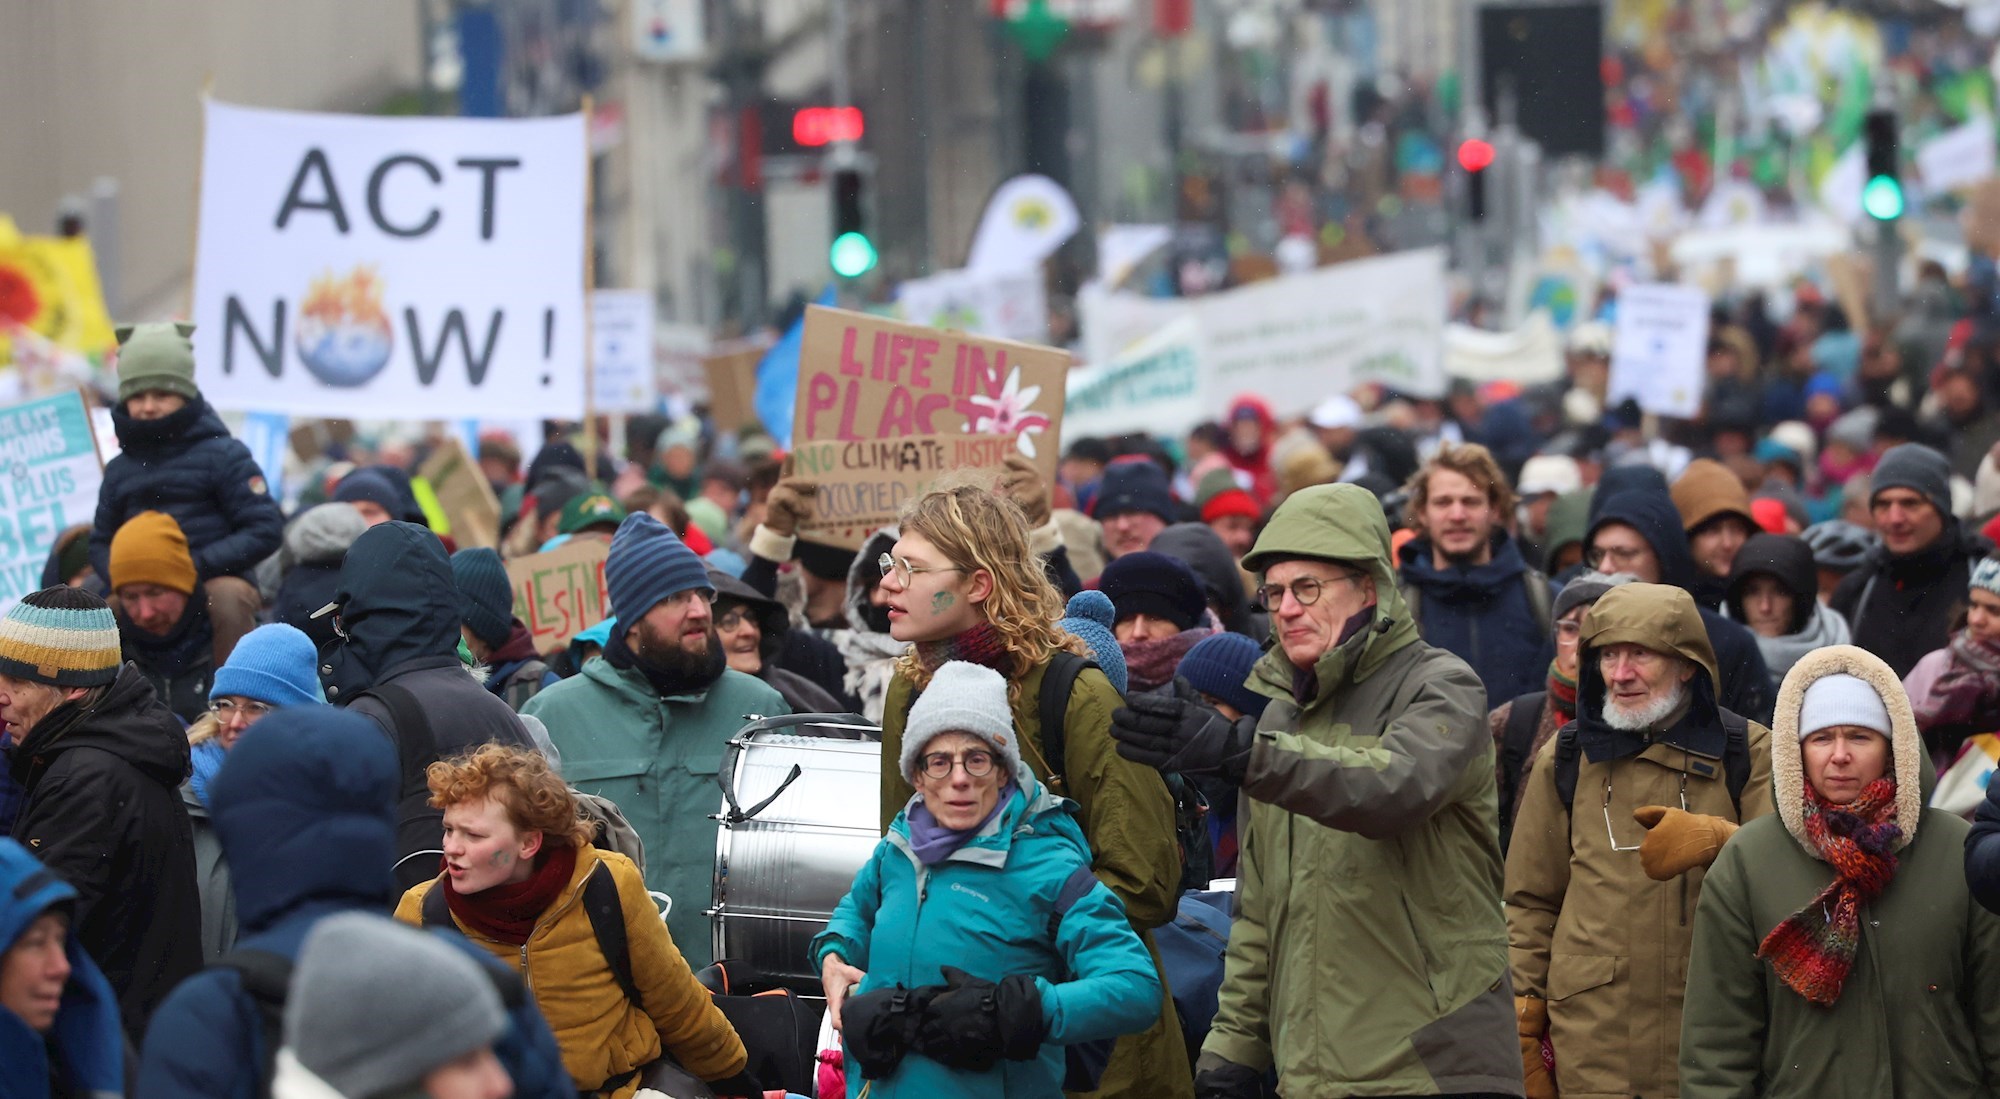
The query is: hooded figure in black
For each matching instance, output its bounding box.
[1586,487,1776,724]
[708,568,850,713]
[1724,533,1853,686]
[315,522,533,887]
[1148,522,1255,638]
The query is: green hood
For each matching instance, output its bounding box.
[1242,483,1419,691]
[1542,487,1594,558]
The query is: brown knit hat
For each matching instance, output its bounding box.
[110,511,197,595]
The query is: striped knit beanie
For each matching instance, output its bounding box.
[605,512,713,641]
[0,586,122,687]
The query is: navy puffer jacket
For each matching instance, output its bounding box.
[136,707,570,1099]
[90,395,284,582]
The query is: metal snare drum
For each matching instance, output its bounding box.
[710,716,881,990]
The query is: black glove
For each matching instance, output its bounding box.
[1193,1056,1263,1099]
[913,966,1047,1071]
[705,1067,764,1098]
[842,984,940,1080]
[1111,677,1257,784]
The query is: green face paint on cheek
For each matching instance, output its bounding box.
[490,850,514,870]
[931,592,955,614]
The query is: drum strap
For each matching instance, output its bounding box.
[420,861,639,1009]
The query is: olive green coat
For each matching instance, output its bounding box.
[1681,645,2000,1098]
[881,656,1188,1099]
[1202,483,1523,1097]
[1505,582,1775,1099]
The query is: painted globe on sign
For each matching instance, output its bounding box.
[296,312,393,387]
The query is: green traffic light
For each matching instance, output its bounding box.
[830,231,878,278]
[1862,174,1904,221]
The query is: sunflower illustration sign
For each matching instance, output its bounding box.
[191,100,587,419]
[791,305,1068,549]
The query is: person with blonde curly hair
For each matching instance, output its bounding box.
[874,479,1190,1099]
[394,745,759,1099]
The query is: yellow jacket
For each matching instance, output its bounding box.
[396,846,746,1097]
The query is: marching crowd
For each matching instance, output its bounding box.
[14,284,2000,1099]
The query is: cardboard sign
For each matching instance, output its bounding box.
[791,305,1068,549]
[192,100,587,419]
[0,391,104,611]
[418,435,503,549]
[702,342,767,434]
[507,537,611,651]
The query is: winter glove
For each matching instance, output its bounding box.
[1633,805,1739,881]
[762,475,818,539]
[841,984,939,1080]
[1111,677,1257,784]
[704,1067,764,1098]
[912,966,1046,1072]
[1191,1056,1262,1099]
[995,453,1052,529]
[1515,995,1557,1099]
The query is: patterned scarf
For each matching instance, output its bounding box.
[1757,778,1902,1005]
[914,621,1009,677]
[1547,662,1578,723]
[1123,627,1212,692]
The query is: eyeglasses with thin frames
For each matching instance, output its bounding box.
[1256,571,1365,611]
[209,698,274,722]
[878,552,966,586]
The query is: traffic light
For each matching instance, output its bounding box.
[793,106,864,147]
[1862,108,1903,221]
[830,167,878,278]
[1458,138,1494,223]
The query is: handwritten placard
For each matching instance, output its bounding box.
[418,435,503,549]
[507,537,610,651]
[790,305,1067,549]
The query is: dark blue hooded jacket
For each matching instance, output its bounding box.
[1398,530,1551,705]
[0,839,123,1099]
[135,707,568,1099]
[89,396,284,584]
[1587,488,1775,725]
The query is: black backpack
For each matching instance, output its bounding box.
[351,681,451,891]
[211,940,527,1096]
[1548,709,1754,817]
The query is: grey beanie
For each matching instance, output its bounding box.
[900,661,1022,782]
[286,912,507,1099]
[1871,443,1953,520]
[1553,570,1637,621]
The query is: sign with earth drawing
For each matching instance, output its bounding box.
[191,100,587,419]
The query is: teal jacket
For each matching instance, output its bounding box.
[523,659,786,967]
[810,768,1161,1098]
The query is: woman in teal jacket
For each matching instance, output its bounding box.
[811,661,1161,1099]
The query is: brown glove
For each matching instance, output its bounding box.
[762,457,818,539]
[994,453,1051,529]
[1633,805,1739,881]
[1516,995,1557,1099]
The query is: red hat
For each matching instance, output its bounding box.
[1201,488,1261,525]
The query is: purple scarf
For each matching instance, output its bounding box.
[905,783,1017,865]
[1123,627,1212,692]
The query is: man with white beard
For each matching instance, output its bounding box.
[1501,583,1774,1099]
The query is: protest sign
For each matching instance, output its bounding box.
[507,537,610,651]
[0,391,103,611]
[192,100,587,420]
[1062,316,1204,442]
[1609,283,1710,418]
[791,305,1068,549]
[592,290,656,412]
[1919,120,1997,194]
[238,411,292,508]
[894,267,1048,344]
[418,435,503,549]
[1078,248,1447,411]
[703,342,768,433]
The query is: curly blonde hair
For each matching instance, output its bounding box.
[892,479,1086,706]
[426,744,595,849]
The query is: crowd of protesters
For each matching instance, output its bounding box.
[14,279,2000,1097]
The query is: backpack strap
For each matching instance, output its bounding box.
[356,681,437,780]
[212,948,293,1094]
[1552,721,1584,813]
[1555,713,1753,817]
[421,878,452,930]
[1037,652,1093,788]
[581,860,641,1011]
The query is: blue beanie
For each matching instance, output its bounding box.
[1176,632,1268,719]
[332,468,401,514]
[605,513,714,642]
[211,623,328,708]
[1092,461,1176,523]
[1059,590,1127,694]
[451,548,516,648]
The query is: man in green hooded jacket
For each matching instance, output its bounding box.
[1111,483,1523,1097]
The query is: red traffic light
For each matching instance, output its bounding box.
[1457,138,1495,173]
[793,106,865,147]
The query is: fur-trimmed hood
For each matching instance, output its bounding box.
[1770,645,1926,853]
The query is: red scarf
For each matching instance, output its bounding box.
[1757,778,1902,1005]
[914,621,1009,677]
[442,843,579,946]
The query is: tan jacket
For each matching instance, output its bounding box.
[1505,583,1774,1099]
